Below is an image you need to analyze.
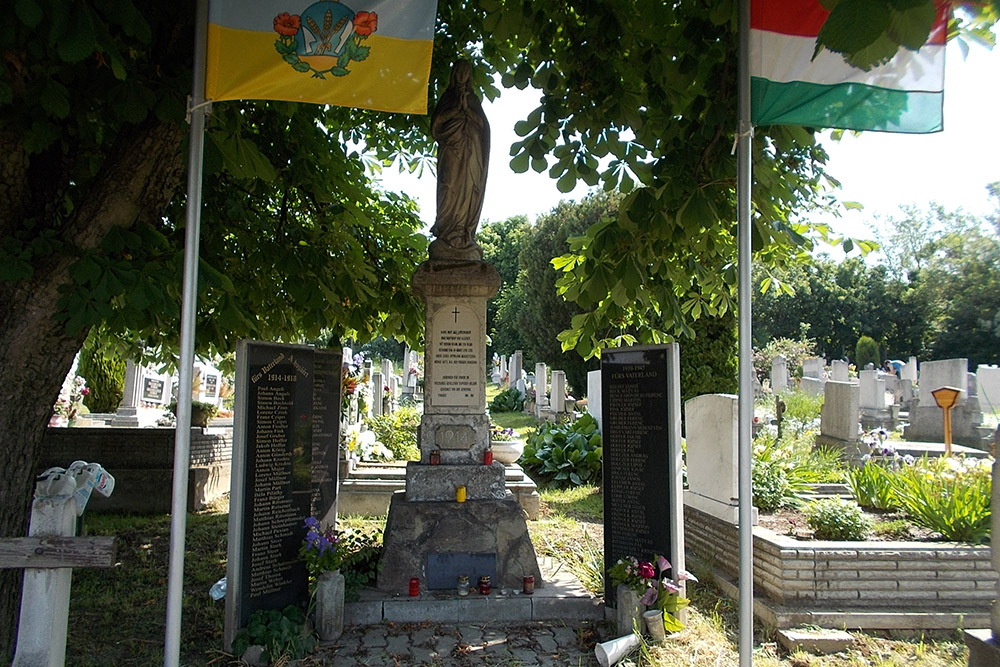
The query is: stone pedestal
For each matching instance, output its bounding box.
[377,492,541,592]
[378,259,539,595]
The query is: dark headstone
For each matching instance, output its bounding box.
[224,341,341,649]
[142,377,164,402]
[601,345,679,604]
[204,373,218,398]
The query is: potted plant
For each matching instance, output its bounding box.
[301,517,347,642]
[489,424,524,464]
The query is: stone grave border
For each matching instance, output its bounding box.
[684,506,995,630]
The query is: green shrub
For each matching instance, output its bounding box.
[855,335,880,369]
[366,406,420,460]
[805,498,872,540]
[231,605,316,662]
[779,390,824,434]
[77,340,125,413]
[522,413,602,487]
[338,524,383,601]
[752,459,790,512]
[167,400,218,427]
[490,387,525,412]
[872,518,913,540]
[894,457,992,543]
[848,461,901,510]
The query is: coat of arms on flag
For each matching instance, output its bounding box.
[207,0,438,113]
[272,3,377,79]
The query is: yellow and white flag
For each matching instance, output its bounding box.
[206,0,438,113]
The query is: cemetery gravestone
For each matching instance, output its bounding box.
[771,355,788,392]
[816,380,860,453]
[601,345,685,605]
[587,369,603,433]
[510,350,523,388]
[684,394,754,524]
[831,359,850,383]
[800,357,826,396]
[535,362,548,417]
[550,370,567,413]
[979,365,1000,415]
[224,341,341,650]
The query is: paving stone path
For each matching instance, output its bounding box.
[300,620,610,666]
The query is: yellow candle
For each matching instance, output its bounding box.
[456,485,466,503]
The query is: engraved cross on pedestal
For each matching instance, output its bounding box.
[452,307,460,322]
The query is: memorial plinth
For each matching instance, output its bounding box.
[378,259,541,594]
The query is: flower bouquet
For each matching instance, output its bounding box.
[607,555,696,632]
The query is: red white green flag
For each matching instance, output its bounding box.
[750,0,947,133]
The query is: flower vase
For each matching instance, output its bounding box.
[615,584,645,635]
[315,569,345,641]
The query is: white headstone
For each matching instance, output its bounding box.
[858,370,885,409]
[917,358,969,408]
[535,363,548,409]
[586,370,602,433]
[771,355,788,392]
[802,357,824,379]
[510,351,523,388]
[371,371,383,417]
[901,356,918,383]
[550,370,566,413]
[978,365,1000,416]
[820,380,860,442]
[684,394,754,524]
[831,359,850,382]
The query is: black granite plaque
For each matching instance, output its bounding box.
[426,553,496,591]
[142,377,164,402]
[310,349,342,525]
[204,373,218,398]
[601,346,672,604]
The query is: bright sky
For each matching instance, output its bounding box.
[378,34,1000,240]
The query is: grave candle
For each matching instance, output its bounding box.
[430,449,441,465]
[409,577,420,596]
[456,485,466,502]
[483,447,493,465]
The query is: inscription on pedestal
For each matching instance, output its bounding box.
[435,424,474,450]
[430,304,479,408]
[601,347,673,604]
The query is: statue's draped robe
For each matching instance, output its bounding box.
[430,62,490,254]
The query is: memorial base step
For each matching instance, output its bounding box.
[345,557,601,626]
[339,461,540,519]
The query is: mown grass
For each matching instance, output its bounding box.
[68,502,228,666]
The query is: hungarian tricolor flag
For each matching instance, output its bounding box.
[750,0,946,133]
[206,0,438,113]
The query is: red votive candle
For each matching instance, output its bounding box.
[484,448,493,465]
[409,577,420,596]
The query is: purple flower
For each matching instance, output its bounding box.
[304,517,320,529]
[678,570,698,583]
[640,587,658,606]
[638,562,656,579]
[661,579,681,594]
[656,555,671,574]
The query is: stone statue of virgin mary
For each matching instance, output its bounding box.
[428,60,490,261]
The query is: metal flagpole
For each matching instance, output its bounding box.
[164,0,210,663]
[736,0,754,665]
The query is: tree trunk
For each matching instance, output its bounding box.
[0,117,185,660]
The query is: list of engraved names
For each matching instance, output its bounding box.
[605,364,665,560]
[248,381,298,598]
